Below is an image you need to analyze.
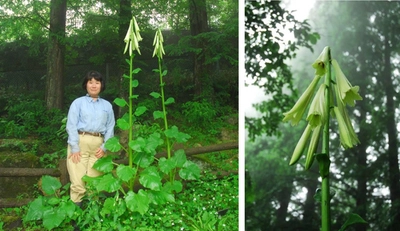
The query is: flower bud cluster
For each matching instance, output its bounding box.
[124,16,143,56]
[284,46,362,170]
[153,28,165,59]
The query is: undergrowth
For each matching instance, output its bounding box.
[0,172,238,231]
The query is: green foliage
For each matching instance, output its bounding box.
[1,120,27,138]
[245,122,319,230]
[182,100,217,127]
[23,176,77,230]
[39,148,67,168]
[21,172,236,230]
[1,98,65,147]
[245,0,320,139]
[0,0,237,117]
[339,213,368,231]
[0,139,31,153]
[187,211,230,231]
[6,100,43,131]
[0,206,30,230]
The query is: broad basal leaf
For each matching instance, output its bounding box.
[41,175,62,196]
[47,197,60,206]
[158,157,175,174]
[125,190,150,215]
[163,180,183,193]
[43,208,66,230]
[144,132,164,154]
[133,152,154,168]
[179,161,201,180]
[105,137,122,152]
[147,189,175,205]
[100,197,115,217]
[82,175,102,185]
[129,137,146,152]
[96,173,121,193]
[93,155,114,173]
[116,165,136,182]
[101,194,126,218]
[59,200,76,219]
[24,197,46,221]
[139,166,162,191]
[171,149,186,168]
[164,126,191,143]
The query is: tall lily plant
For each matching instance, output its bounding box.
[86,16,200,216]
[283,47,366,231]
[151,28,176,182]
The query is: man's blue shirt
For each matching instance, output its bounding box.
[66,94,115,153]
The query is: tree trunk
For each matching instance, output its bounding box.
[45,0,66,110]
[353,114,368,231]
[117,0,132,118]
[303,175,319,231]
[188,0,209,98]
[275,184,292,229]
[383,17,400,231]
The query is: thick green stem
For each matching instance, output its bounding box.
[157,57,173,182]
[321,47,332,231]
[129,54,134,190]
[321,175,330,230]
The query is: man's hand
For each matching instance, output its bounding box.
[69,152,81,164]
[95,148,105,159]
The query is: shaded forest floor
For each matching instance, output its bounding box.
[0,111,239,230]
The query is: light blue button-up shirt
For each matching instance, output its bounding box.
[66,94,115,154]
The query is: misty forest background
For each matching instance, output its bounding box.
[0,0,238,151]
[245,1,400,231]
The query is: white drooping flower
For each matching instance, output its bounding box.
[123,16,143,56]
[312,46,330,76]
[305,125,322,170]
[332,59,362,107]
[289,124,312,166]
[307,83,327,128]
[283,75,322,126]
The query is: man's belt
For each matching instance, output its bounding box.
[78,131,103,137]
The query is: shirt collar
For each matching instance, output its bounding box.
[85,94,101,102]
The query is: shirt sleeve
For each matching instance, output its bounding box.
[101,102,115,152]
[66,99,80,154]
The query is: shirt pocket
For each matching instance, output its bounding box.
[100,110,108,125]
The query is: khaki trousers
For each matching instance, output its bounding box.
[67,134,103,203]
